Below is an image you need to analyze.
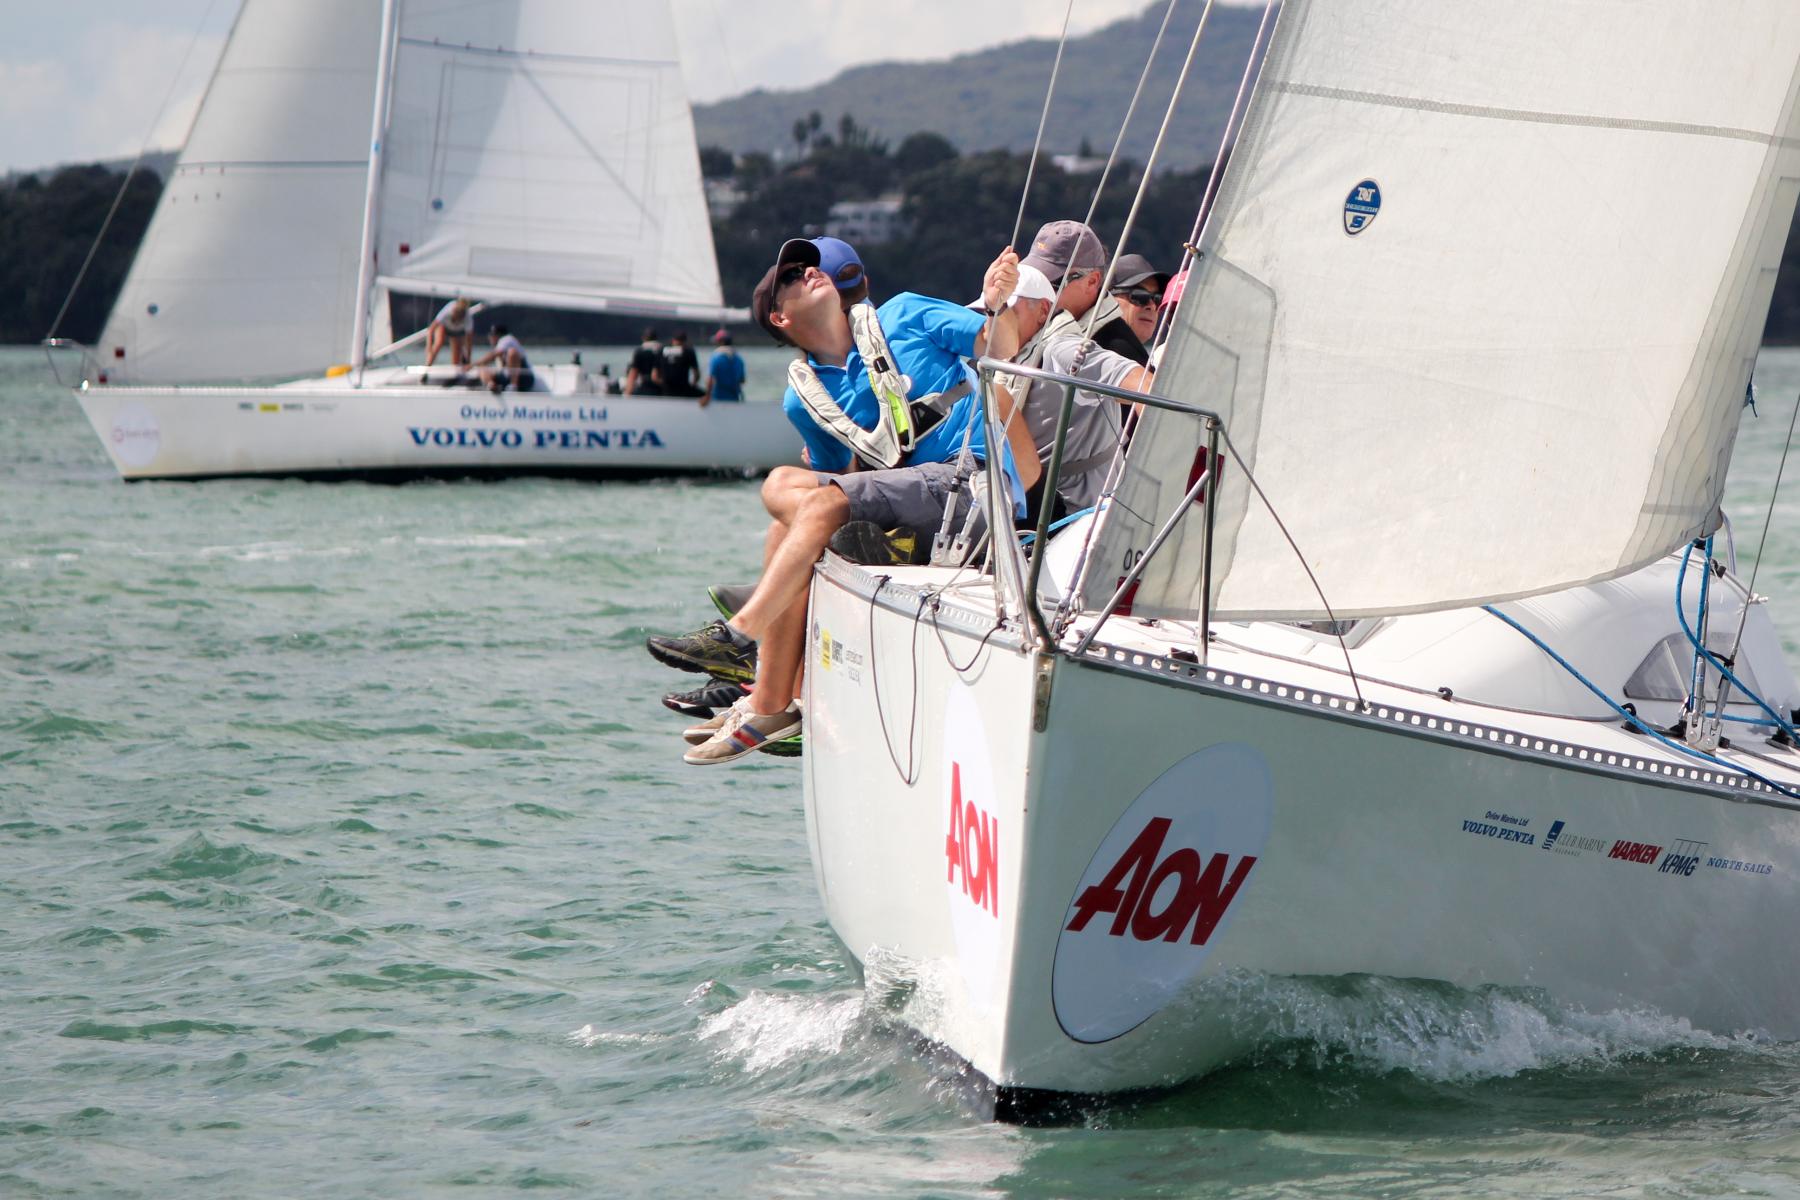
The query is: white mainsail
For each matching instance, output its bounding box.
[1083,0,1800,621]
[370,0,729,323]
[98,0,381,385]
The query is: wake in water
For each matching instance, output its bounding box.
[1208,971,1762,1083]
[687,964,1773,1105]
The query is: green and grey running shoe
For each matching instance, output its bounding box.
[708,583,756,621]
[828,521,928,566]
[646,620,757,684]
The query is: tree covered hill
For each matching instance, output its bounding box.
[693,3,1265,170]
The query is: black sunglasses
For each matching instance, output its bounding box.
[776,264,808,290]
[1111,286,1161,307]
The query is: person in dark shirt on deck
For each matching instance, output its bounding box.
[660,330,703,397]
[625,329,664,395]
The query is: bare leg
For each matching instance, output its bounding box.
[424,326,444,367]
[454,334,471,369]
[735,485,850,716]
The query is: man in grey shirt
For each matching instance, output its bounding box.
[1003,221,1154,518]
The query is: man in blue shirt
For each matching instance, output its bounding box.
[649,236,1041,764]
[702,330,745,405]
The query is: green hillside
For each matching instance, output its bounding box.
[693,3,1265,169]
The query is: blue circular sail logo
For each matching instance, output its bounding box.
[1343,179,1381,235]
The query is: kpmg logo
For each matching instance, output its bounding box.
[1343,179,1382,235]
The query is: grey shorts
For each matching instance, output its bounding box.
[821,460,980,532]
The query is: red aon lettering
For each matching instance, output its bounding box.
[1065,817,1255,945]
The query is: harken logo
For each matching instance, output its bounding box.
[1344,179,1382,235]
[1052,742,1272,1044]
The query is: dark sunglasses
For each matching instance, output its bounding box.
[776,264,808,290]
[1111,287,1161,307]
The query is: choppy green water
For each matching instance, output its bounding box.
[9,345,1800,1198]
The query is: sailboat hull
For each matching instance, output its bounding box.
[804,556,1800,1104]
[75,379,799,480]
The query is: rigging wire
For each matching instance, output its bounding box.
[1176,0,1278,285]
[1217,427,1369,711]
[46,0,222,342]
[1080,0,1218,344]
[1718,388,1800,717]
[1011,0,1079,251]
[1675,543,1800,742]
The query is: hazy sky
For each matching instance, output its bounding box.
[0,0,1184,174]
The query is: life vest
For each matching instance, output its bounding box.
[788,302,969,469]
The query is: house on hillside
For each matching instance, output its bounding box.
[825,195,909,246]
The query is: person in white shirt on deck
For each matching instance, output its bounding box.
[423,297,474,373]
[475,325,534,393]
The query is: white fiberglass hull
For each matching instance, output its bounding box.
[75,370,798,480]
[803,555,1800,1111]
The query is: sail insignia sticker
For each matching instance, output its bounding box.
[1343,179,1381,235]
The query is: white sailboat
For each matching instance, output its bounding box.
[801,0,1800,1117]
[64,0,796,481]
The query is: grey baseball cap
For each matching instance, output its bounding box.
[1020,220,1106,281]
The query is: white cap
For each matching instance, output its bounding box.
[968,262,1058,311]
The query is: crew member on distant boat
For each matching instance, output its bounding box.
[660,330,704,397]
[702,330,746,407]
[625,329,665,395]
[646,236,1039,765]
[423,297,474,373]
[475,325,534,394]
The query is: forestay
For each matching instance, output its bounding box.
[97,0,380,385]
[371,0,728,321]
[1081,0,1800,621]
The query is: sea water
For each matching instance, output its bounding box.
[7,345,1800,1197]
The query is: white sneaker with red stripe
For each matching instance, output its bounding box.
[682,700,803,765]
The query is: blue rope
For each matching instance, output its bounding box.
[1480,604,1800,801]
[1017,505,1096,547]
[1674,543,1800,742]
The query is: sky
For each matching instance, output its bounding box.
[0,0,1178,175]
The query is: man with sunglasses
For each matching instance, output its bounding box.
[647,236,1039,764]
[1006,222,1156,522]
[1107,253,1169,346]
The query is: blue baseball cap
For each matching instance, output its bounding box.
[809,236,867,296]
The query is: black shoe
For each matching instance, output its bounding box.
[708,583,756,621]
[661,680,748,719]
[829,521,928,566]
[646,620,757,684]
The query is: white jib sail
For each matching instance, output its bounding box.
[97,0,382,385]
[1082,0,1800,622]
[371,0,728,321]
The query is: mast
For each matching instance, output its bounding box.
[349,0,400,384]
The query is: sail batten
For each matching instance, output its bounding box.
[1082,0,1800,622]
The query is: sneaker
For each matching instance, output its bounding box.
[662,679,748,719]
[829,521,928,566]
[683,694,751,745]
[645,620,757,683]
[683,702,803,765]
[760,732,803,758]
[708,583,756,621]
